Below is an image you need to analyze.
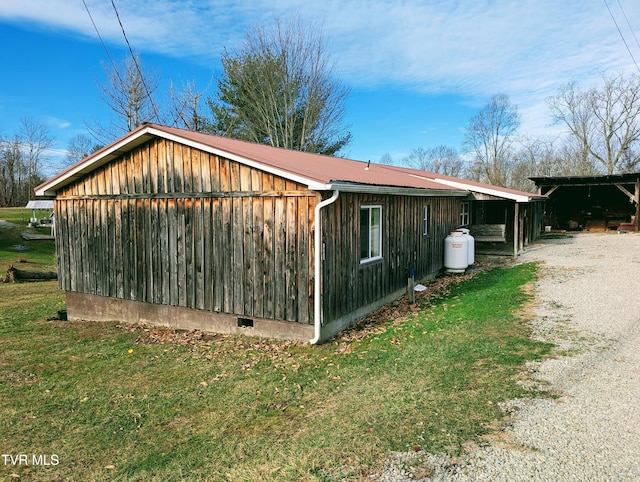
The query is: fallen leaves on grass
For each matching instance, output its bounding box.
[126,324,306,373]
[121,262,501,368]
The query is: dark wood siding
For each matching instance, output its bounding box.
[320,192,461,324]
[54,138,318,324]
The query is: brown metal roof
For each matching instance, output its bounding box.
[35,124,544,201]
[36,124,465,196]
[153,125,462,191]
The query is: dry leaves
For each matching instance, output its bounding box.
[126,323,306,373]
[121,262,500,367]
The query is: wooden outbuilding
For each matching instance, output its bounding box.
[530,173,640,233]
[36,124,472,343]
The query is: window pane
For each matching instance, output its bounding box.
[423,205,430,235]
[370,207,381,257]
[460,202,469,226]
[360,208,369,259]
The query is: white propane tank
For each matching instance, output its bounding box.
[444,230,469,273]
[458,228,474,266]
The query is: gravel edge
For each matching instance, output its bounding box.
[370,233,640,482]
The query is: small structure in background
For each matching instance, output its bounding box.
[25,200,54,228]
[23,200,55,240]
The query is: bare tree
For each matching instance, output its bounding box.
[168,80,210,132]
[548,73,640,174]
[19,118,54,200]
[404,145,464,176]
[510,136,561,191]
[463,94,520,187]
[0,118,53,206]
[378,153,394,165]
[66,134,101,167]
[555,138,604,176]
[91,54,161,144]
[208,16,351,155]
[0,136,21,206]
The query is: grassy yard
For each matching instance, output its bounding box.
[0,207,553,481]
[0,207,57,273]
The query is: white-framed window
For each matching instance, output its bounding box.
[360,205,382,263]
[423,204,431,236]
[460,202,470,226]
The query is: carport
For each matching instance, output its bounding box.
[530,173,640,232]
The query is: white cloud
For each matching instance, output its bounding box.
[45,117,71,129]
[2,0,639,138]
[4,0,638,89]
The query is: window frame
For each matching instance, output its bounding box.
[423,204,431,236]
[360,205,383,264]
[460,202,470,226]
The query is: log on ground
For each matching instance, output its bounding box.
[5,265,58,283]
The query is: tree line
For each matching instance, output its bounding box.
[3,16,640,206]
[0,118,55,207]
[387,72,640,192]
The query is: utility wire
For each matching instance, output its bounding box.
[615,0,640,52]
[82,0,119,76]
[110,0,162,123]
[603,0,640,74]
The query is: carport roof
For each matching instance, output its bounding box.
[531,173,640,186]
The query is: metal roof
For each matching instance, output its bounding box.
[35,124,468,197]
[530,173,640,187]
[35,123,542,203]
[396,169,547,203]
[25,200,53,209]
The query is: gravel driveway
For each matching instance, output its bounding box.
[376,232,640,481]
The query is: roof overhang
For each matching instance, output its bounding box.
[413,176,544,203]
[35,129,158,197]
[530,173,640,187]
[326,181,467,197]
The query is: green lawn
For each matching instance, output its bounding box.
[0,207,553,480]
[0,207,57,273]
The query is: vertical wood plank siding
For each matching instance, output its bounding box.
[54,137,463,328]
[320,192,461,324]
[55,138,317,324]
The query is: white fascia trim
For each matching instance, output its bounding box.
[35,128,156,197]
[149,127,328,191]
[36,125,328,196]
[408,175,532,203]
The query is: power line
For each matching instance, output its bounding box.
[615,0,640,52]
[603,0,640,74]
[82,0,119,75]
[110,0,162,123]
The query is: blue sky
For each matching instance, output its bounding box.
[1,0,639,174]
